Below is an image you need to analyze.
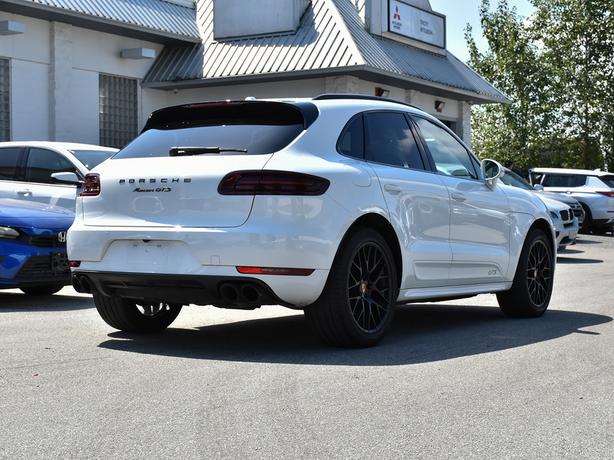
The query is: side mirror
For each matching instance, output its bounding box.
[51,172,82,185]
[481,159,503,189]
[533,184,544,191]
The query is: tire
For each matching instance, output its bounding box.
[497,228,554,318]
[94,294,182,333]
[304,228,399,347]
[579,204,592,233]
[20,285,64,296]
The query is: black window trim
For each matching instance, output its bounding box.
[23,147,79,186]
[409,113,483,182]
[336,109,433,174]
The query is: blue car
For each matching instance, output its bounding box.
[0,199,74,295]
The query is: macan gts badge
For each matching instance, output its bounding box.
[68,95,557,347]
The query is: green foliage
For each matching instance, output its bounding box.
[466,0,614,171]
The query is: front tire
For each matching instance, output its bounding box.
[497,228,554,318]
[20,285,64,296]
[305,228,398,347]
[94,294,182,333]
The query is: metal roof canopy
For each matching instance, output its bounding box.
[0,0,200,44]
[143,0,508,104]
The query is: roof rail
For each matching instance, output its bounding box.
[313,94,422,111]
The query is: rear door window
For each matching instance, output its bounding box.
[0,147,22,180]
[25,148,76,184]
[364,112,425,170]
[542,174,586,187]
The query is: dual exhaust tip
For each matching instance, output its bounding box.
[72,275,93,294]
[219,282,264,305]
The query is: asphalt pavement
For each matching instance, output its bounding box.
[1,235,613,459]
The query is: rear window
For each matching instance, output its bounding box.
[114,102,309,159]
[70,150,115,170]
[600,175,614,188]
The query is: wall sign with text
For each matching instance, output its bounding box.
[388,0,446,49]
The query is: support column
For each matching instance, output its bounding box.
[49,21,73,141]
[459,101,472,148]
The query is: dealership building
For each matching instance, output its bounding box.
[0,0,508,148]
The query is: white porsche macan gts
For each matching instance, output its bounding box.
[68,95,556,347]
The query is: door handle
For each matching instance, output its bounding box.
[451,192,466,202]
[17,190,32,196]
[384,184,402,194]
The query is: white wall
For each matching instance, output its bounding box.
[10,59,49,141]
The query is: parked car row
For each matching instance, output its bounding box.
[0,96,612,347]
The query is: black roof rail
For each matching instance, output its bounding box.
[313,93,422,111]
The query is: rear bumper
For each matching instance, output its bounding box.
[73,271,291,308]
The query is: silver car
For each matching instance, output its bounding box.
[530,168,614,233]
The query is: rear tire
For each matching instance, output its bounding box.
[497,228,554,318]
[20,285,64,296]
[94,294,182,333]
[305,228,398,347]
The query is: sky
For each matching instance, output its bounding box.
[429,0,536,62]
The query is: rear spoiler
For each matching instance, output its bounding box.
[142,100,319,133]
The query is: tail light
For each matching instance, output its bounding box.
[80,173,101,197]
[218,170,329,196]
[236,266,314,276]
[597,191,614,198]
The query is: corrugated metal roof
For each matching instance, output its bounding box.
[9,0,199,40]
[144,0,361,84]
[143,0,508,103]
[336,0,508,102]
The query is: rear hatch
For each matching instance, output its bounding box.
[82,101,317,228]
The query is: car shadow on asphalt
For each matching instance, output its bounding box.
[556,256,603,264]
[0,292,93,312]
[98,305,612,366]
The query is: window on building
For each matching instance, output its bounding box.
[99,74,138,149]
[0,58,10,142]
[25,148,76,184]
[413,117,477,179]
[364,112,425,170]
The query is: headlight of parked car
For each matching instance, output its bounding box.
[0,226,20,238]
[549,211,559,220]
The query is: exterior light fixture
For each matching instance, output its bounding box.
[375,87,390,97]
[0,20,26,35]
[120,48,156,60]
[435,100,446,112]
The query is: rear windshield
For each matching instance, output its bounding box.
[600,175,614,188]
[114,102,307,159]
[70,150,115,170]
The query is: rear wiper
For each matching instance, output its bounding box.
[169,146,248,156]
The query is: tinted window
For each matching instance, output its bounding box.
[0,147,21,180]
[599,175,614,188]
[25,148,75,184]
[338,115,364,159]
[414,117,477,179]
[70,149,115,170]
[542,174,586,187]
[364,112,424,169]
[116,125,303,159]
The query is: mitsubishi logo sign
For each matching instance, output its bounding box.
[57,231,67,243]
[393,6,401,20]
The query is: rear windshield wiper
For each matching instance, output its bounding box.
[169,146,248,156]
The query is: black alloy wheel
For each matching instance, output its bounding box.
[526,240,553,307]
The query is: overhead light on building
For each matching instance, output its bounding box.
[121,48,156,60]
[0,20,26,35]
[435,100,446,112]
[375,87,390,97]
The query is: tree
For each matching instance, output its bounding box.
[466,0,614,171]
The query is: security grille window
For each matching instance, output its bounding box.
[99,74,138,149]
[0,59,10,142]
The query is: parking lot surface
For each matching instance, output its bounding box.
[1,235,613,459]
